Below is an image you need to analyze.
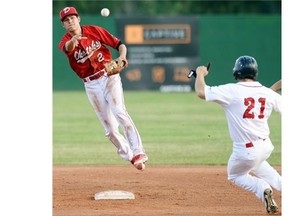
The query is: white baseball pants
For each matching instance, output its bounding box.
[227,137,281,203]
[84,74,145,161]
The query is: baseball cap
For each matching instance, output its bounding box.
[60,7,79,21]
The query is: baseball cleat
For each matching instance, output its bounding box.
[264,189,278,214]
[130,154,148,171]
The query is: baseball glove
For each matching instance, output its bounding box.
[104,59,128,76]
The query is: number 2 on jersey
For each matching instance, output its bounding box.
[243,97,266,119]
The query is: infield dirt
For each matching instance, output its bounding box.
[53,165,281,216]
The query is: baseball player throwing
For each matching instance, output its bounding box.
[194,56,281,214]
[58,7,148,170]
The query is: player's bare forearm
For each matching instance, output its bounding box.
[270,80,281,91]
[65,35,87,52]
[65,40,76,52]
[65,36,79,52]
[118,44,127,60]
[115,44,128,68]
[195,66,208,99]
[195,75,206,99]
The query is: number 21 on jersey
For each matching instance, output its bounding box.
[243,97,266,119]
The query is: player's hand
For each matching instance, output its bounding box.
[115,56,128,68]
[196,66,209,77]
[71,35,87,47]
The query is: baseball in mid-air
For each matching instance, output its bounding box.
[101,8,110,17]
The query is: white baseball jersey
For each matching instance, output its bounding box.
[204,81,281,143]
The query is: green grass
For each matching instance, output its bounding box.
[53,91,281,166]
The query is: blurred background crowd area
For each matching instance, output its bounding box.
[53,0,281,16]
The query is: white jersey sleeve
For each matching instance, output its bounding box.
[204,82,281,143]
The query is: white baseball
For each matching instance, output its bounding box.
[101,8,110,17]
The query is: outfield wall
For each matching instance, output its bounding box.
[53,15,281,91]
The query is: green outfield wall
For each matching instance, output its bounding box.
[200,15,281,87]
[53,15,281,91]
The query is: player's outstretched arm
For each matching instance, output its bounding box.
[117,44,127,60]
[270,80,281,91]
[195,66,209,99]
[115,44,128,68]
[65,35,87,52]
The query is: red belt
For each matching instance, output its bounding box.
[83,70,105,82]
[245,142,254,148]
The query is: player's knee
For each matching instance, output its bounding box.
[112,110,133,131]
[111,106,127,118]
[106,131,115,140]
[106,130,122,141]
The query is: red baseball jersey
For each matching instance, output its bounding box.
[58,25,122,79]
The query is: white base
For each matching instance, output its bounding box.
[94,190,135,200]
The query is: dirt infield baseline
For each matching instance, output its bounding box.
[53,166,281,216]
